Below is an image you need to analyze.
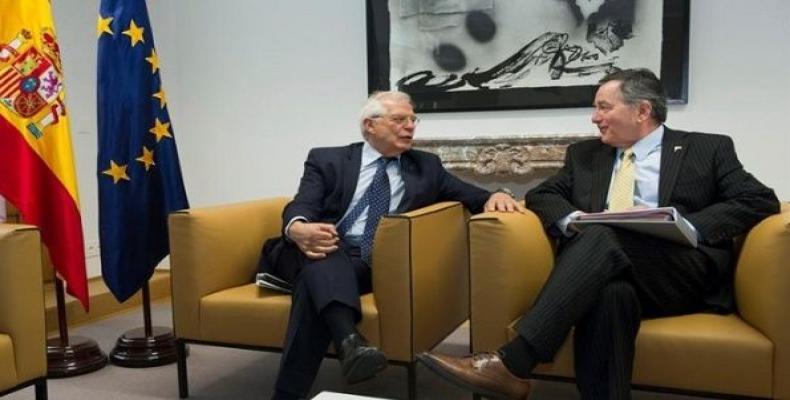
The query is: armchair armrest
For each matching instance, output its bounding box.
[372,201,469,361]
[0,201,54,282]
[734,207,790,399]
[469,210,555,352]
[0,224,46,382]
[168,197,290,339]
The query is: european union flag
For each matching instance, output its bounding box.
[97,0,188,302]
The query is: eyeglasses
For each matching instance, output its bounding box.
[372,114,420,126]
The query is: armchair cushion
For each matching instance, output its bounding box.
[0,334,17,391]
[506,313,773,396]
[198,285,380,349]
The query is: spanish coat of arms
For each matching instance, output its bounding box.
[0,28,67,138]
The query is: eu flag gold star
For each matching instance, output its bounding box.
[122,19,145,47]
[149,118,172,142]
[152,89,167,109]
[145,49,160,74]
[97,15,114,37]
[102,160,130,184]
[136,147,156,171]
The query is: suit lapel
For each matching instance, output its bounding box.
[590,145,616,212]
[396,152,417,213]
[339,144,363,214]
[658,128,687,206]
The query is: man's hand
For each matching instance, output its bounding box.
[288,221,339,259]
[484,192,526,213]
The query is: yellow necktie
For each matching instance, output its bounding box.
[608,148,635,211]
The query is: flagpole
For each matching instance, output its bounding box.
[46,278,108,377]
[143,283,153,337]
[109,280,179,367]
[56,278,68,345]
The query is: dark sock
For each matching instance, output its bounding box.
[498,336,538,379]
[271,389,301,400]
[320,302,357,351]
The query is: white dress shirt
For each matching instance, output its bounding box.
[285,142,405,243]
[556,125,697,237]
[337,142,405,240]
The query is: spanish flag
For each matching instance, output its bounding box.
[0,1,89,309]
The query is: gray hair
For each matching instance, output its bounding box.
[359,91,413,137]
[599,68,667,123]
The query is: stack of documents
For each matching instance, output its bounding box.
[255,272,293,294]
[569,207,698,247]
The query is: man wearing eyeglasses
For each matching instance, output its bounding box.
[269,91,523,400]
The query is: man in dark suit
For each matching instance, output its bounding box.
[270,91,523,400]
[418,69,780,399]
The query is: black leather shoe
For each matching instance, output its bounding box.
[338,333,387,384]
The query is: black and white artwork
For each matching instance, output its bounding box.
[367,0,689,112]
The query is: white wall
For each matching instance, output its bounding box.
[52,0,789,277]
[167,0,790,205]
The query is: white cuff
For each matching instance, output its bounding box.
[284,216,308,241]
[556,211,584,237]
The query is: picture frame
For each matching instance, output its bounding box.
[366,0,689,112]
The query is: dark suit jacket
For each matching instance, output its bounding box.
[261,142,490,283]
[282,142,491,229]
[525,127,779,309]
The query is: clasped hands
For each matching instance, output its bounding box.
[288,220,339,260]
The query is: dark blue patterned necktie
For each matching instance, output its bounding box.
[337,157,394,263]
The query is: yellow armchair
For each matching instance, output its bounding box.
[168,198,471,399]
[0,224,48,399]
[469,205,790,399]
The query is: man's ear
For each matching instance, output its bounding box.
[636,100,653,123]
[363,118,375,135]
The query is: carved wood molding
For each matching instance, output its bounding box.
[414,135,597,177]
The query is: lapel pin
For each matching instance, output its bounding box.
[673,146,683,152]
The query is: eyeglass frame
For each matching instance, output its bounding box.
[370,114,420,126]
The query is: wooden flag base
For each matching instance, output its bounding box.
[109,282,183,368]
[47,279,108,378]
[46,335,108,378]
[109,326,178,367]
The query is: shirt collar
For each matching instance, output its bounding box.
[623,125,664,161]
[361,141,400,168]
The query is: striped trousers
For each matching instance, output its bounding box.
[515,225,717,400]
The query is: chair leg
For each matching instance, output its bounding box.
[34,378,47,400]
[407,362,417,400]
[177,339,189,398]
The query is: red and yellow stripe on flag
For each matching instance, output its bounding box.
[0,0,88,309]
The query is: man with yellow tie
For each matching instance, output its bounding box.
[419,69,780,400]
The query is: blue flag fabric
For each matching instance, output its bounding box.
[97,0,188,302]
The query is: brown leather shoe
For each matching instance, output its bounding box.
[418,352,531,400]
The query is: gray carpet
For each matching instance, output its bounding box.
[5,302,714,399]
